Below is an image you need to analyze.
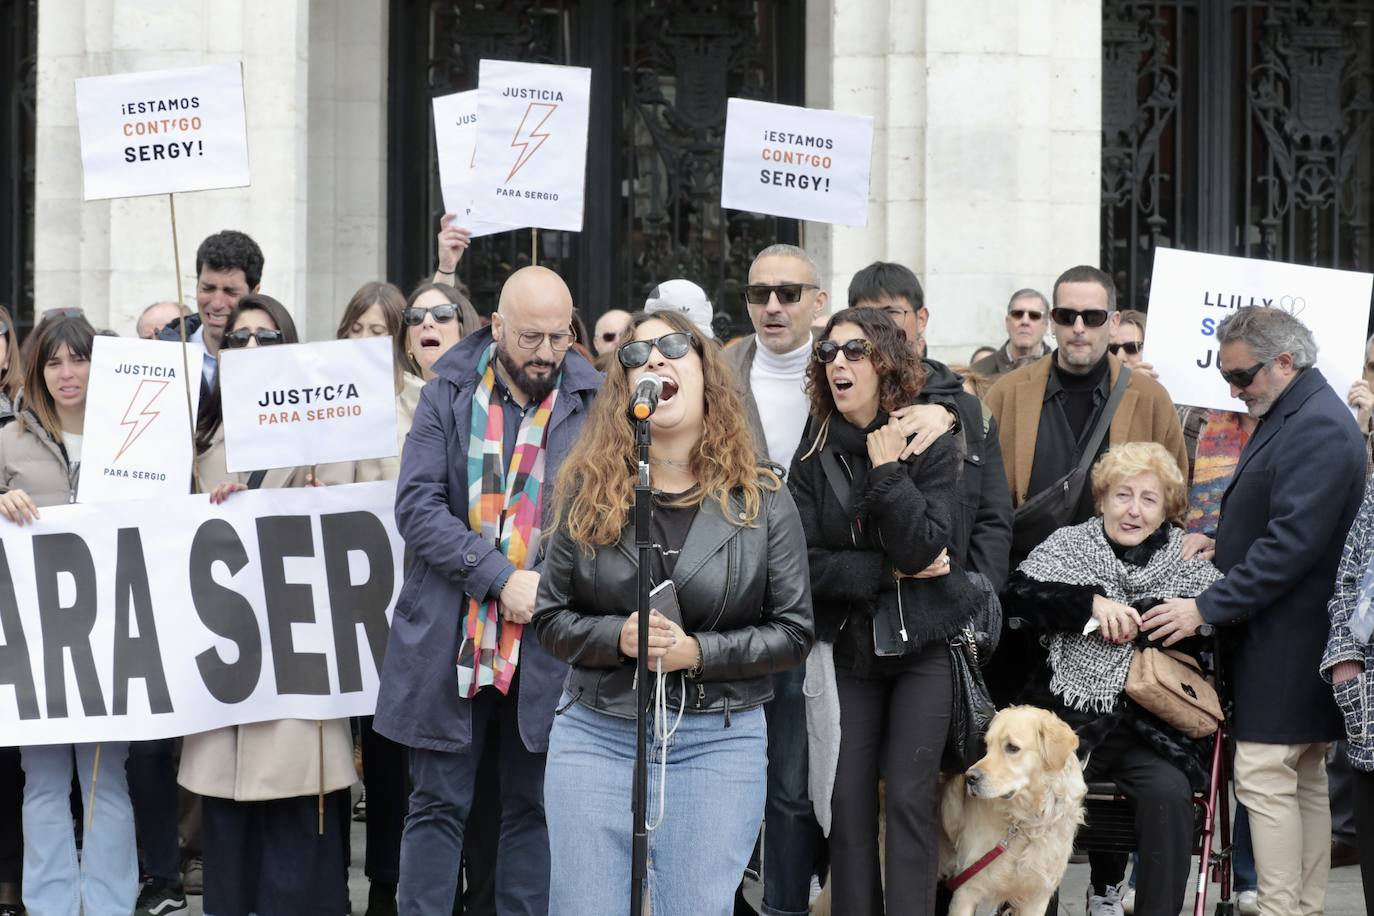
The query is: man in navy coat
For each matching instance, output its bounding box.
[374,266,600,914]
[1145,306,1366,914]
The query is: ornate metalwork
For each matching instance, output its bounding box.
[1,0,37,331]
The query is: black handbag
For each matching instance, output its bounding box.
[944,625,997,772]
[1010,366,1131,561]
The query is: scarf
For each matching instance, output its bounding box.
[1185,410,1250,534]
[1017,518,1221,713]
[457,344,558,697]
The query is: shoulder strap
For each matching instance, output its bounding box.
[246,469,268,490]
[818,447,852,514]
[1075,366,1132,476]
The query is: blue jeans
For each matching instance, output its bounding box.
[398,684,550,915]
[21,742,138,916]
[544,695,767,916]
[762,665,821,916]
[1233,802,1257,892]
[127,738,180,883]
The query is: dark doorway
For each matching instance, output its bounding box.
[0,0,37,332]
[387,0,805,341]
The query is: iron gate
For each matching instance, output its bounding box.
[0,0,36,331]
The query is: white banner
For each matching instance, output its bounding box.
[76,337,202,505]
[721,98,874,227]
[433,90,517,239]
[1147,248,1374,411]
[470,59,592,232]
[0,482,402,746]
[74,62,251,201]
[220,337,398,473]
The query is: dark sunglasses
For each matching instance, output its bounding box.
[1108,341,1142,356]
[1050,307,1111,328]
[0,320,9,336]
[814,338,874,364]
[403,304,459,326]
[743,283,818,306]
[617,331,695,369]
[1219,360,1269,389]
[223,328,285,348]
[1008,308,1043,321]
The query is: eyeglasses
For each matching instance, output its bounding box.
[223,328,285,348]
[880,306,912,322]
[403,304,460,326]
[41,307,85,321]
[511,329,575,351]
[743,283,818,305]
[1008,309,1044,322]
[0,320,10,336]
[1108,341,1142,356]
[1364,360,1374,374]
[1219,360,1269,389]
[1050,307,1111,328]
[618,331,695,369]
[814,338,874,364]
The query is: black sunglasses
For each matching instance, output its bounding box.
[403,304,459,326]
[1008,308,1043,321]
[1219,360,1269,389]
[1108,341,1142,356]
[618,331,695,369]
[223,328,285,348]
[1050,307,1111,328]
[743,283,818,306]
[815,338,874,364]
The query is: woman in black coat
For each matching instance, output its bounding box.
[790,307,974,914]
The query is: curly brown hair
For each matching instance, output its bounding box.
[803,307,925,424]
[552,309,779,547]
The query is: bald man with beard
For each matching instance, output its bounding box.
[374,266,602,914]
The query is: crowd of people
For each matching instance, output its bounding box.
[1,218,1374,916]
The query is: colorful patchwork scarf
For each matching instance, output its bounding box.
[457,344,558,697]
[1185,410,1251,535]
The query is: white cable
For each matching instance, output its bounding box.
[645,660,685,832]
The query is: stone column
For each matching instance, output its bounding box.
[805,0,1101,365]
[33,0,387,340]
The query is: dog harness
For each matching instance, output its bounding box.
[944,827,1017,892]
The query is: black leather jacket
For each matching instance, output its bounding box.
[531,476,815,719]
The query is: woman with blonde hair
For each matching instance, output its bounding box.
[533,309,813,915]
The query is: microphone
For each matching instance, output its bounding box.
[630,373,664,421]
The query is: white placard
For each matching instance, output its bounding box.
[721,98,875,227]
[433,90,519,239]
[74,62,251,201]
[220,337,398,473]
[0,482,402,746]
[76,337,203,504]
[1147,248,1374,412]
[470,59,592,232]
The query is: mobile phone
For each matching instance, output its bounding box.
[649,579,684,630]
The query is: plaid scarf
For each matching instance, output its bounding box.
[1185,410,1250,535]
[457,344,558,697]
[1017,518,1221,713]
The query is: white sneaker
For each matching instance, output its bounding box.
[1087,884,1125,916]
[1120,885,1135,915]
[1237,889,1259,916]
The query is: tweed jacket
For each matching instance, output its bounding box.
[1323,477,1374,769]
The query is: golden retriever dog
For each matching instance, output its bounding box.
[938,706,1086,915]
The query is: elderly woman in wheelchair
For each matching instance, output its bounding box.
[1001,442,1222,916]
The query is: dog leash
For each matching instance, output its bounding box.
[944,826,1018,892]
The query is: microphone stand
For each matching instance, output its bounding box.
[630,417,652,916]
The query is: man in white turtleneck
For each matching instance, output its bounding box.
[722,244,956,916]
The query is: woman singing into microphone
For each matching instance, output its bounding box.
[532,309,814,916]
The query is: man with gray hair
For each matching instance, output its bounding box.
[136,301,185,340]
[971,288,1052,380]
[1145,306,1366,914]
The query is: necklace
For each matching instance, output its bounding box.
[650,456,691,468]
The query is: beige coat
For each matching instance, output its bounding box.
[0,416,76,507]
[319,372,425,483]
[177,426,358,801]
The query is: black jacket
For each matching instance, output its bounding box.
[789,416,975,670]
[532,475,814,719]
[920,358,1014,589]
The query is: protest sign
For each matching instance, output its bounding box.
[76,337,202,505]
[75,62,251,201]
[721,98,874,227]
[0,482,402,746]
[1147,247,1374,412]
[433,90,518,239]
[470,59,592,232]
[219,337,397,473]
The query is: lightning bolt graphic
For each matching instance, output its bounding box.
[506,102,558,183]
[114,379,170,462]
